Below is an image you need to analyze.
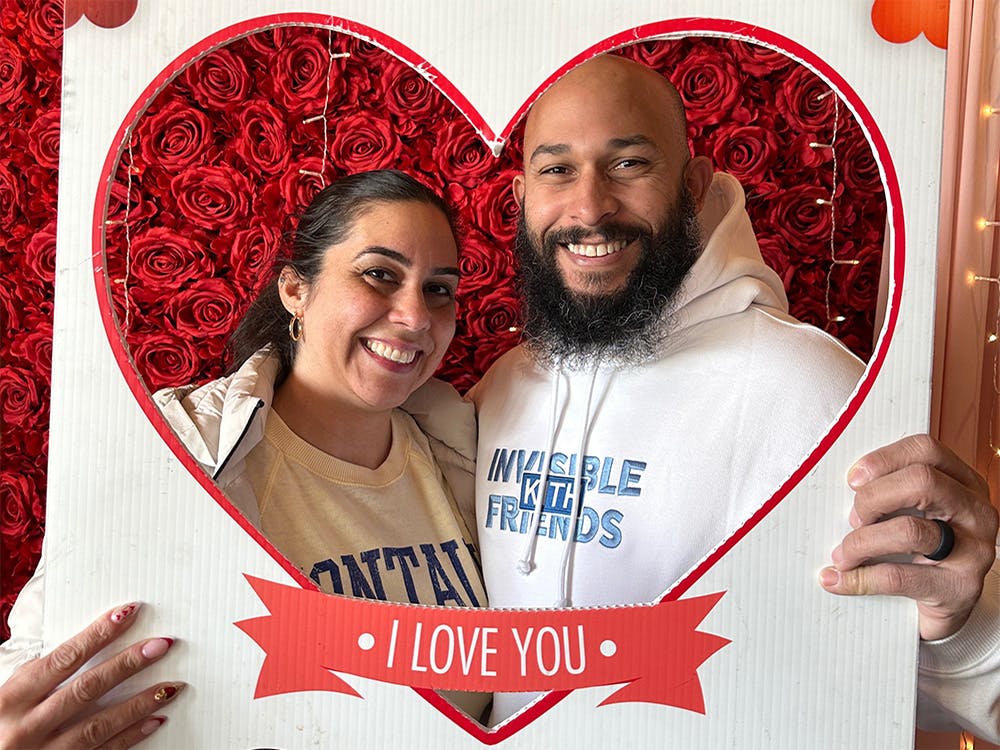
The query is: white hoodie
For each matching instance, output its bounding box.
[471,173,866,720]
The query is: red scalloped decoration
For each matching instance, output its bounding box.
[871,0,949,49]
[65,0,138,29]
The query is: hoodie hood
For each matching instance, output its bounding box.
[670,172,789,335]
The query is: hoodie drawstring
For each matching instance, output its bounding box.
[516,371,567,574]
[555,365,599,607]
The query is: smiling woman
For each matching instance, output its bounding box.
[156,170,486,613]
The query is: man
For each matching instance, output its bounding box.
[470,54,1000,736]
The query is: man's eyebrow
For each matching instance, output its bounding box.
[528,143,570,162]
[528,135,658,163]
[354,247,460,277]
[608,135,657,150]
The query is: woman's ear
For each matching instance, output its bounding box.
[277,266,309,314]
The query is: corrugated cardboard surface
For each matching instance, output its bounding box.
[48,1,943,746]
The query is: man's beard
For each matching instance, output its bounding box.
[514,188,703,368]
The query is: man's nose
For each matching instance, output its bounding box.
[570,170,619,226]
[389,285,432,331]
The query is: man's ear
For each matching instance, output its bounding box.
[683,156,714,213]
[512,172,525,206]
[277,266,309,314]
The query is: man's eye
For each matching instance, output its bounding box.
[613,158,646,170]
[538,165,569,176]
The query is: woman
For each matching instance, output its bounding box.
[0,170,486,746]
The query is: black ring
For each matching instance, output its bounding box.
[924,519,955,561]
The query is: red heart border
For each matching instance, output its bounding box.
[90,13,903,744]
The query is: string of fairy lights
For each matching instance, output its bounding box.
[106,138,139,332]
[299,28,350,187]
[810,88,861,328]
[972,101,1000,473]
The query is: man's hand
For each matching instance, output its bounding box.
[820,434,999,641]
[0,603,183,749]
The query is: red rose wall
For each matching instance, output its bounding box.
[2,0,954,747]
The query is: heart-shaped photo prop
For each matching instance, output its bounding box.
[92,15,899,742]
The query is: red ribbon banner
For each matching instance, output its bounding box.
[235,575,730,713]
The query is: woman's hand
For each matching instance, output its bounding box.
[0,603,183,749]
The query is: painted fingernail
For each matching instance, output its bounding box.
[141,638,174,660]
[110,602,141,624]
[140,717,166,736]
[847,463,871,488]
[819,567,840,588]
[153,683,184,703]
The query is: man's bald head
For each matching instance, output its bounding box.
[522,54,691,171]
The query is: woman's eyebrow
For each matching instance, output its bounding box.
[354,247,460,277]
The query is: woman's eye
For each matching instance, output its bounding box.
[363,268,395,283]
[425,282,456,299]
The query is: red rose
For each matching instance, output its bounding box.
[267,31,344,114]
[258,156,328,224]
[615,40,685,71]
[457,228,515,292]
[24,220,56,284]
[432,118,496,188]
[330,112,403,173]
[182,46,252,111]
[105,172,159,226]
[468,168,521,244]
[775,66,838,133]
[130,331,202,390]
[730,40,796,77]
[463,287,522,373]
[0,37,26,108]
[0,366,43,431]
[670,46,745,127]
[841,133,884,195]
[129,226,214,290]
[9,328,53,380]
[26,107,59,170]
[138,96,213,172]
[1,469,44,541]
[166,277,243,339]
[383,60,442,137]
[710,124,780,186]
[235,100,291,177]
[170,165,252,230]
[226,219,282,293]
[769,185,835,251]
[0,161,23,232]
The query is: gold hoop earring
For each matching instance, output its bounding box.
[288,313,303,342]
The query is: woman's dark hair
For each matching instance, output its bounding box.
[227,169,453,378]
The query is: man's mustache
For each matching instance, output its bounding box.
[543,223,644,248]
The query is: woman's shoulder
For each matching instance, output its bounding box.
[399,377,477,462]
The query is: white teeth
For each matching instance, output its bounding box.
[566,241,627,258]
[365,340,417,364]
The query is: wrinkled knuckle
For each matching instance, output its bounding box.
[906,434,937,462]
[881,565,906,595]
[48,640,86,672]
[70,669,106,704]
[899,516,926,550]
[79,714,113,747]
[906,463,936,494]
[119,646,145,673]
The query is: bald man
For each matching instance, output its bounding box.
[469,55,999,735]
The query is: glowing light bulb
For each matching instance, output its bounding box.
[989,333,998,343]
[983,104,998,117]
